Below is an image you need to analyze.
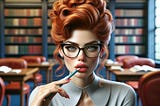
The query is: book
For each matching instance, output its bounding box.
[0,66,21,73]
[110,65,124,71]
[105,59,124,71]
[129,65,159,72]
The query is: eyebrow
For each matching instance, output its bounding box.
[63,41,101,46]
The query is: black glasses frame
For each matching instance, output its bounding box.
[60,43,103,58]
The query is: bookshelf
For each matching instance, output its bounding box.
[4,0,43,57]
[47,0,56,59]
[114,0,147,57]
[0,0,148,60]
[0,0,57,59]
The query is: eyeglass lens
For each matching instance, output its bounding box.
[61,44,102,58]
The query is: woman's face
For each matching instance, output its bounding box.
[59,29,102,79]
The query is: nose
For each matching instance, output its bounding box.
[78,50,86,61]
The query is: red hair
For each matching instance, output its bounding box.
[49,0,113,69]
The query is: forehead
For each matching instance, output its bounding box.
[65,29,99,46]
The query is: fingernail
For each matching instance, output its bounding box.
[58,88,62,92]
[66,78,71,82]
[65,94,70,99]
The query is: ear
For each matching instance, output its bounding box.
[100,48,105,58]
[100,47,108,59]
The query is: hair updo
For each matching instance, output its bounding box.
[49,0,113,68]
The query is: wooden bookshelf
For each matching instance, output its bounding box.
[4,0,43,57]
[0,0,149,60]
[114,0,147,57]
[47,1,56,59]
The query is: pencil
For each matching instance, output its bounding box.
[65,68,79,79]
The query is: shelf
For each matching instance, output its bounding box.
[113,0,147,57]
[0,0,148,60]
[4,2,42,8]
[115,3,146,9]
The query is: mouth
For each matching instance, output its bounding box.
[75,63,88,73]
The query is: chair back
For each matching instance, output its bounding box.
[123,58,155,68]
[21,56,46,63]
[138,71,160,106]
[0,58,27,68]
[116,55,139,63]
[0,77,5,106]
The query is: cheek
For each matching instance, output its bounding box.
[64,57,75,71]
[88,58,100,70]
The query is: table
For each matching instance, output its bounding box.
[0,68,39,106]
[105,63,123,79]
[27,62,56,83]
[107,69,147,82]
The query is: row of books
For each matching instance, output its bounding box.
[5,18,42,26]
[5,45,42,54]
[115,45,145,54]
[115,9,144,17]
[5,37,42,43]
[5,9,42,16]
[115,18,144,27]
[115,28,144,35]
[116,0,145,3]
[5,29,42,35]
[115,36,143,43]
[5,45,56,55]
[6,0,41,2]
[5,36,56,44]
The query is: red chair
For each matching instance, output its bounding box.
[123,57,155,92]
[21,56,45,86]
[0,58,30,106]
[122,57,155,69]
[138,71,160,106]
[0,77,5,106]
[116,55,139,63]
[116,56,155,91]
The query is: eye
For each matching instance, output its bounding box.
[86,45,99,52]
[64,45,78,52]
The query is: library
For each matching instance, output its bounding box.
[0,0,160,106]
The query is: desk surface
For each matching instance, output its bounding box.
[0,68,39,77]
[108,69,148,82]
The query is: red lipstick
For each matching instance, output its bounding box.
[75,63,88,72]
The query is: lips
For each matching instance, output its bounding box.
[75,63,88,72]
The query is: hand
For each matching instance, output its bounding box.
[30,79,70,106]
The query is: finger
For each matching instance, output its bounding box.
[57,88,70,99]
[54,78,70,86]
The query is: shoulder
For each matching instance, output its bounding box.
[97,76,136,96]
[93,76,136,105]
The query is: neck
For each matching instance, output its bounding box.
[71,73,95,88]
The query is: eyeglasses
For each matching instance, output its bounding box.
[60,43,103,58]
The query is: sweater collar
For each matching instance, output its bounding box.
[61,74,110,106]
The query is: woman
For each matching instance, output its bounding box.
[29,0,136,106]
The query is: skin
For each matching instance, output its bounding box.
[59,29,102,88]
[30,29,104,106]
